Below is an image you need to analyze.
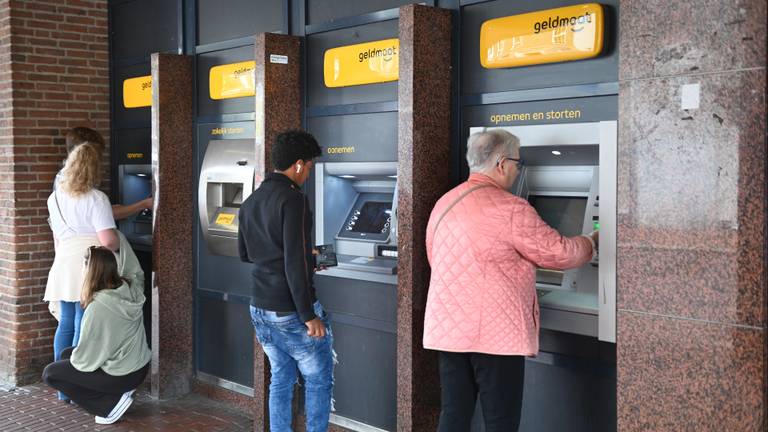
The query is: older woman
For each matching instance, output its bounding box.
[44,142,119,400]
[423,129,598,432]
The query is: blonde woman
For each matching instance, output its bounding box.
[44,142,119,401]
[42,242,150,425]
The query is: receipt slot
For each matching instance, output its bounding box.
[197,139,255,257]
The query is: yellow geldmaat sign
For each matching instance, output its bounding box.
[122,75,152,108]
[324,38,399,88]
[209,61,256,100]
[480,3,604,69]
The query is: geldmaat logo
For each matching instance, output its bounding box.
[533,11,593,34]
[357,45,397,63]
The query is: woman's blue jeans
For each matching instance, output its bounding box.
[53,301,83,400]
[250,301,334,432]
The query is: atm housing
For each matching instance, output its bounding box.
[313,161,399,430]
[118,163,152,250]
[197,139,255,257]
[473,121,617,343]
[314,161,398,279]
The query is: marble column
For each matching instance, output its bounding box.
[396,4,452,431]
[616,0,767,430]
[253,33,302,431]
[150,53,194,399]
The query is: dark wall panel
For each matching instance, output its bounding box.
[112,0,178,59]
[113,63,151,127]
[197,296,254,387]
[307,0,414,25]
[197,0,282,45]
[306,20,398,107]
[472,357,615,432]
[329,322,397,430]
[461,0,619,94]
[308,112,397,163]
[315,276,397,323]
[113,128,151,165]
[196,45,255,116]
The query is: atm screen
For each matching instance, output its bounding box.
[123,173,151,206]
[351,201,391,234]
[528,196,587,237]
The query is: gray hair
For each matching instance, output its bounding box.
[466,129,520,173]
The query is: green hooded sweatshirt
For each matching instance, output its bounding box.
[70,232,151,376]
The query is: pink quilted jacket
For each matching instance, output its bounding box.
[423,173,593,356]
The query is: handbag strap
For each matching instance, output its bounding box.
[430,184,492,238]
[53,190,76,234]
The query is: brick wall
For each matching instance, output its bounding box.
[0,0,109,387]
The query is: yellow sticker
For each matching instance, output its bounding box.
[323,39,399,88]
[215,213,236,225]
[123,75,152,108]
[480,3,604,69]
[209,61,256,100]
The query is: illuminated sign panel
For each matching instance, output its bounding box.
[209,61,256,100]
[480,3,604,69]
[123,76,152,108]
[323,39,399,88]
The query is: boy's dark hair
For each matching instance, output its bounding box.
[66,127,106,155]
[271,130,322,171]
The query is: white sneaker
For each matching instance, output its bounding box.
[94,389,136,425]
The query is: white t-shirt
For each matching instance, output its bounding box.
[47,188,116,240]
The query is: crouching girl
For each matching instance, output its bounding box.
[43,240,150,425]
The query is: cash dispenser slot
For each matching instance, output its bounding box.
[198,139,254,257]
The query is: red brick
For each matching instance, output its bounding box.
[0,0,108,387]
[65,15,94,26]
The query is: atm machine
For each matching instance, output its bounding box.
[118,164,152,250]
[313,161,399,432]
[194,136,260,395]
[197,139,255,257]
[117,159,153,345]
[469,121,617,431]
[314,162,398,277]
[472,121,616,343]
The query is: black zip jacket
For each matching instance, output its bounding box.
[238,173,317,322]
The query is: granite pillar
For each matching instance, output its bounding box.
[253,33,302,431]
[396,5,452,431]
[150,53,194,399]
[616,0,767,430]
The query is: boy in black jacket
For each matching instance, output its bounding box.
[238,130,333,431]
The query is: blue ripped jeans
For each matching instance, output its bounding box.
[250,301,334,432]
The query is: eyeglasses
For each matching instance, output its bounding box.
[496,155,524,169]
